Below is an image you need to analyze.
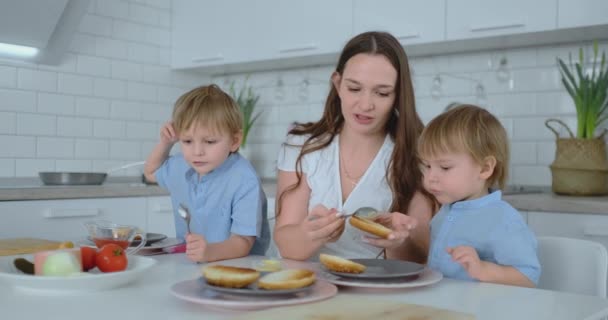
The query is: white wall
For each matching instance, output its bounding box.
[0,0,208,177]
[0,0,603,187]
[213,41,607,186]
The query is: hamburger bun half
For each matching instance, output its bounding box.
[202,265,260,288]
[257,269,316,290]
[349,215,392,238]
[319,253,366,274]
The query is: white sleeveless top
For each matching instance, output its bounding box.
[277,133,394,259]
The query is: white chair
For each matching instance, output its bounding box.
[537,236,608,297]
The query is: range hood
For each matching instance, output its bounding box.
[0,0,90,64]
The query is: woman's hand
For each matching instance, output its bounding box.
[363,212,417,249]
[160,121,178,146]
[301,204,345,243]
[185,233,208,263]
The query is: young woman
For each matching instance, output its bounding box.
[274,31,436,262]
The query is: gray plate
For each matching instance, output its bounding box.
[325,259,425,279]
[200,278,313,297]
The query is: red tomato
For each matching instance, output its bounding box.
[95,244,128,273]
[80,246,97,271]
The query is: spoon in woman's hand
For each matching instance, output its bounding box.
[336,206,378,218]
[178,203,191,234]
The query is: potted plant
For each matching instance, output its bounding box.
[228,80,261,158]
[546,41,608,195]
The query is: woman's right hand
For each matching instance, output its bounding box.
[301,204,345,243]
[160,121,178,146]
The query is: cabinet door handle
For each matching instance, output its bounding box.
[44,209,100,219]
[152,206,174,214]
[583,225,608,237]
[279,44,318,54]
[470,22,525,32]
[191,55,224,63]
[397,33,420,41]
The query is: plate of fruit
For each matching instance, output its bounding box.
[0,244,157,293]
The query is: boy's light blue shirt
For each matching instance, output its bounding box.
[427,190,541,285]
[154,152,269,255]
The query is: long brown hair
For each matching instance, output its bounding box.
[278,31,435,216]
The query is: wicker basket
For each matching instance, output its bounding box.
[545,119,608,196]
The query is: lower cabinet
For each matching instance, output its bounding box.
[0,197,147,241]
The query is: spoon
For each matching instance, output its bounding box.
[178,203,191,234]
[336,206,378,218]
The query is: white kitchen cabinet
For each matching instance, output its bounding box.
[172,0,273,69]
[446,0,557,40]
[558,0,608,28]
[172,0,351,70]
[353,0,445,45]
[146,196,176,237]
[0,197,147,241]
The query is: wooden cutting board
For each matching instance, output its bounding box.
[0,238,63,256]
[230,296,475,320]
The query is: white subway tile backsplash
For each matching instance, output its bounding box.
[512,165,552,186]
[94,78,127,98]
[37,93,75,115]
[0,66,17,88]
[37,137,74,158]
[95,0,130,19]
[75,97,110,117]
[129,3,160,25]
[94,119,126,138]
[140,104,171,121]
[79,14,114,37]
[158,10,171,28]
[157,86,184,104]
[75,139,109,159]
[486,93,537,117]
[0,136,35,157]
[0,89,36,112]
[15,159,55,177]
[145,26,171,47]
[0,159,15,177]
[142,65,171,84]
[510,142,537,165]
[110,140,141,159]
[16,114,56,136]
[57,117,93,137]
[145,0,171,10]
[113,20,148,43]
[69,34,98,56]
[158,47,171,66]
[111,60,144,81]
[56,159,93,172]
[18,69,57,92]
[126,122,156,139]
[127,82,157,101]
[537,141,557,166]
[96,38,129,59]
[58,74,94,95]
[110,101,142,120]
[38,53,78,74]
[0,112,16,134]
[536,92,576,116]
[128,42,160,64]
[513,118,555,141]
[77,55,111,77]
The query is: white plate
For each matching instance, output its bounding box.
[170,278,338,311]
[319,267,443,288]
[0,254,157,293]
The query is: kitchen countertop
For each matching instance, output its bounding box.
[0,177,606,215]
[1,254,607,320]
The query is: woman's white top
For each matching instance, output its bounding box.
[277,133,394,259]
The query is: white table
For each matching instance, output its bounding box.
[1,254,607,320]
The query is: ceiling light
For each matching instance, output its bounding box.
[0,42,39,58]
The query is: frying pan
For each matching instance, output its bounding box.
[38,161,145,186]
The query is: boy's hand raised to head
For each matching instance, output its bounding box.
[160,121,178,146]
[302,204,345,243]
[185,233,208,263]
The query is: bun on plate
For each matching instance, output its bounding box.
[257,269,316,290]
[202,265,260,288]
[319,253,366,274]
[349,215,392,238]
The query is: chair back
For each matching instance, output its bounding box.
[537,236,608,297]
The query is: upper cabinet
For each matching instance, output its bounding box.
[446,0,557,40]
[353,0,445,45]
[558,0,608,28]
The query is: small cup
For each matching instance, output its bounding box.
[84,220,147,255]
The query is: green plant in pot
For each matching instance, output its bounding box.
[546,41,608,195]
[228,80,261,157]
